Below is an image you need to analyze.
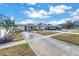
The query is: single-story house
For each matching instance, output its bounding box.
[16,23,61,31]
[74,21,79,29]
[36,23,47,30]
[25,23,36,31]
[16,24,26,31]
[46,24,54,30]
[46,24,61,30]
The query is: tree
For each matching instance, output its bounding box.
[0,14,15,43]
[59,20,74,29]
[3,19,15,36]
[65,21,74,29]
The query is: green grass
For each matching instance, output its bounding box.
[6,32,23,41]
[71,30,79,33]
[0,43,36,56]
[36,31,58,35]
[14,33,23,41]
[52,33,79,45]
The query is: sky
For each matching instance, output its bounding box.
[0,3,79,25]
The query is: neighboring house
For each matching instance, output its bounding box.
[16,23,61,31]
[25,23,36,31]
[36,23,47,30]
[16,24,26,31]
[16,23,47,31]
[46,24,62,30]
[74,21,79,29]
[25,23,47,31]
[46,24,54,30]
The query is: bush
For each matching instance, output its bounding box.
[14,29,21,34]
[0,33,14,44]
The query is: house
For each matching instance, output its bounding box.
[16,23,61,31]
[74,21,79,29]
[46,24,56,30]
[16,23,47,31]
[46,24,62,30]
[24,23,47,31]
[16,24,26,31]
[46,24,54,30]
[36,23,47,30]
[25,23,36,31]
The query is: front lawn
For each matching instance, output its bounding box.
[71,30,79,33]
[4,32,23,41]
[0,43,36,56]
[36,31,59,35]
[13,33,23,41]
[52,33,79,45]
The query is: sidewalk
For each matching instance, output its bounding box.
[0,40,26,50]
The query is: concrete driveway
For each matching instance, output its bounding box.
[22,32,79,56]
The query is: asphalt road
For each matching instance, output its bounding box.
[22,32,79,56]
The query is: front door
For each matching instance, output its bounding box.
[25,26,27,31]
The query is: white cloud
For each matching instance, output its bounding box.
[48,17,72,25]
[63,16,79,22]
[49,5,72,14]
[67,11,73,14]
[23,5,72,22]
[71,16,79,21]
[29,7,34,11]
[24,8,49,18]
[49,19,66,25]
[27,3,36,5]
[10,16,15,20]
[38,10,49,18]
[69,9,79,21]
[20,19,34,24]
[49,16,79,25]
[49,21,59,25]
[71,9,79,16]
[24,5,72,19]
[59,20,66,24]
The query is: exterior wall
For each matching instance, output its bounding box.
[46,25,55,30]
[25,25,36,31]
[17,25,25,31]
[74,22,79,29]
[46,25,61,30]
[36,26,46,30]
[25,23,47,31]
[27,26,36,31]
[36,23,47,30]
[17,23,59,31]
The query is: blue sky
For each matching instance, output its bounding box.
[0,3,79,25]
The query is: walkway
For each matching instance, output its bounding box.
[22,32,79,56]
[0,40,26,50]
